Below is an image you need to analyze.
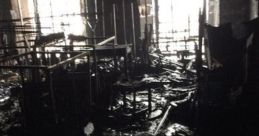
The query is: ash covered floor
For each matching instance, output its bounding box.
[0,52,250,136]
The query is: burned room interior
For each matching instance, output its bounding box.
[0,0,259,136]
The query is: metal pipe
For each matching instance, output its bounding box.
[154,0,159,48]
[94,0,98,20]
[96,36,115,46]
[47,52,88,70]
[84,0,89,41]
[122,0,127,44]
[154,105,172,135]
[92,31,96,45]
[87,54,92,104]
[144,0,148,64]
[102,0,105,37]
[113,4,118,45]
[92,45,98,103]
[131,3,136,57]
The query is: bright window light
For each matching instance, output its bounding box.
[29,0,85,35]
[156,0,203,52]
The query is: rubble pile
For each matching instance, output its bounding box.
[0,72,22,136]
[93,52,197,136]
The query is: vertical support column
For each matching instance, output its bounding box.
[87,54,92,105]
[102,0,105,37]
[154,0,159,48]
[94,0,98,20]
[83,0,88,35]
[131,2,136,57]
[19,69,27,128]
[113,4,118,71]
[112,3,118,74]
[124,50,129,79]
[93,0,98,44]
[196,1,206,94]
[71,64,80,130]
[194,0,206,134]
[48,70,58,124]
[33,0,41,38]
[92,45,98,103]
[144,0,148,25]
[122,0,127,44]
[113,4,118,45]
[144,0,149,64]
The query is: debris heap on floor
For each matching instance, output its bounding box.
[0,72,22,136]
[0,49,197,136]
[86,52,197,136]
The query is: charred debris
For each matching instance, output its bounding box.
[0,45,198,136]
[0,0,259,136]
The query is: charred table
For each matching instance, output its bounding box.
[113,80,171,119]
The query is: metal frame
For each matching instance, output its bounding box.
[0,51,90,125]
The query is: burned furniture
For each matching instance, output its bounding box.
[113,80,153,117]
[0,50,91,135]
[68,35,132,80]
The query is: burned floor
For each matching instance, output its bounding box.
[0,52,196,136]
[0,45,258,136]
